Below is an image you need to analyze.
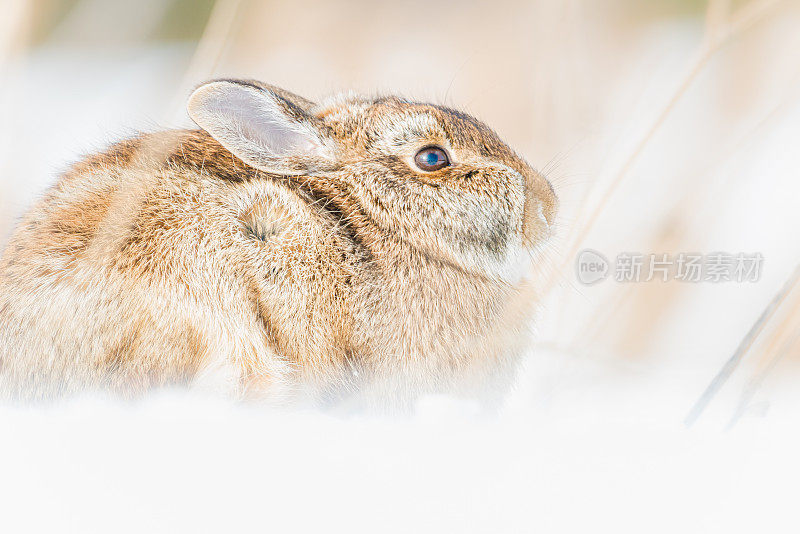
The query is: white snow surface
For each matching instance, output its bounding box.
[2,351,799,534]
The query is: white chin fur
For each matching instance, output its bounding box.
[452,236,534,285]
[493,244,534,285]
[458,236,534,285]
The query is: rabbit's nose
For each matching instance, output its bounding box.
[538,175,558,227]
[522,170,558,245]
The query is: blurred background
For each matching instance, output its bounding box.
[1,1,800,530]
[3,0,798,425]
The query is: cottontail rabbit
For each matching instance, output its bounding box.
[0,79,557,407]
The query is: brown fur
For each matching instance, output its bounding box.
[0,82,557,408]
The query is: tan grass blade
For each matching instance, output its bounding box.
[169,0,245,123]
[576,72,800,354]
[0,0,31,243]
[549,0,787,294]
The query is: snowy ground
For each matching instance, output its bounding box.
[2,356,799,534]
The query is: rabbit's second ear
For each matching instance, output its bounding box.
[187,80,333,175]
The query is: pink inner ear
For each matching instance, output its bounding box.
[189,82,324,165]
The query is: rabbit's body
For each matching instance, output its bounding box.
[0,81,556,406]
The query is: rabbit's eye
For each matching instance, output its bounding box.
[414,146,450,172]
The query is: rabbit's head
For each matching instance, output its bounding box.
[188,79,557,283]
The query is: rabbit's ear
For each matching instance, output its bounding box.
[187,79,334,175]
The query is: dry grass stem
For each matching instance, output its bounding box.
[551,0,788,291]
[685,264,800,426]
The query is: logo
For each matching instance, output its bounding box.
[576,249,610,285]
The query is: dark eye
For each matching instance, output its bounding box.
[414,146,450,172]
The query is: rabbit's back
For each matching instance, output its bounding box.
[0,131,309,400]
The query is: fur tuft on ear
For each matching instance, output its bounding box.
[187,80,333,175]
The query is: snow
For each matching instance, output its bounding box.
[1,357,798,533]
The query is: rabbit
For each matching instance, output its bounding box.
[0,79,557,408]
